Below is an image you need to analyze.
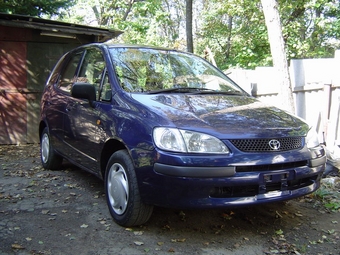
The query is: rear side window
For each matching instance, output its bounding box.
[58,52,83,93]
[47,55,66,87]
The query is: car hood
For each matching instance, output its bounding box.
[130,94,308,138]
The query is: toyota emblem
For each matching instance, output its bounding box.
[269,139,281,150]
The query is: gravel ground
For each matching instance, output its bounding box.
[0,144,339,255]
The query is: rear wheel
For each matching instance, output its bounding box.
[105,150,153,227]
[40,127,63,170]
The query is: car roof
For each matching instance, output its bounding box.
[106,42,178,51]
[78,41,189,55]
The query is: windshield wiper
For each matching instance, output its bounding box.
[191,90,245,96]
[146,87,245,95]
[146,87,206,94]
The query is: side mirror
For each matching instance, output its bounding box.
[71,83,96,106]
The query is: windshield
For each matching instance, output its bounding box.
[109,47,244,94]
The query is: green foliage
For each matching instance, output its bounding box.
[197,0,340,69]
[313,181,340,212]
[0,0,74,17]
[197,0,272,69]
[279,0,338,60]
[32,0,340,69]
[52,0,179,47]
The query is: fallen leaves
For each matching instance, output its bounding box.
[98,218,111,231]
[11,243,24,249]
[134,231,144,236]
[171,238,186,243]
[275,229,284,235]
[266,229,302,254]
[41,210,49,215]
[2,144,340,255]
[313,178,340,212]
[133,241,144,246]
[275,210,283,218]
[294,212,303,217]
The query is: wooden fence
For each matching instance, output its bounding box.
[227,53,340,161]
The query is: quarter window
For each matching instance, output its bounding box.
[100,72,112,102]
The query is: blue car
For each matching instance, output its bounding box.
[39,43,326,227]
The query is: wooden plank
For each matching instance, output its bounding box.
[0,41,27,144]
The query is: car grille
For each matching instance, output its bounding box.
[229,137,303,152]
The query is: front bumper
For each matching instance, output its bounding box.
[137,146,326,209]
[144,164,325,208]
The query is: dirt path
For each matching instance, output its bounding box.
[0,144,339,255]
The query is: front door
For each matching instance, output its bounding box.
[63,48,110,172]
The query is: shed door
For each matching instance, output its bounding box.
[0,41,27,144]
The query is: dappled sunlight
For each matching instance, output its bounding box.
[0,43,27,89]
[0,91,27,144]
[0,43,28,144]
[0,41,50,144]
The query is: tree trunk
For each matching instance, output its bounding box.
[186,0,193,53]
[122,0,134,22]
[261,0,295,113]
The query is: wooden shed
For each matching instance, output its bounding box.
[0,13,122,144]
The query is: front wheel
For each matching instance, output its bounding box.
[105,150,153,227]
[40,127,63,170]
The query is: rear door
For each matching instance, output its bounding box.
[45,51,83,151]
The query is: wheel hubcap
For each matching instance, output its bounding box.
[41,133,50,164]
[107,163,129,215]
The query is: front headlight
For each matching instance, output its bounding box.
[153,127,230,154]
[306,128,320,149]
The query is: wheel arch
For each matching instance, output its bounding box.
[39,121,48,141]
[100,139,127,179]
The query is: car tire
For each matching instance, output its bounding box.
[105,150,153,227]
[40,127,63,170]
